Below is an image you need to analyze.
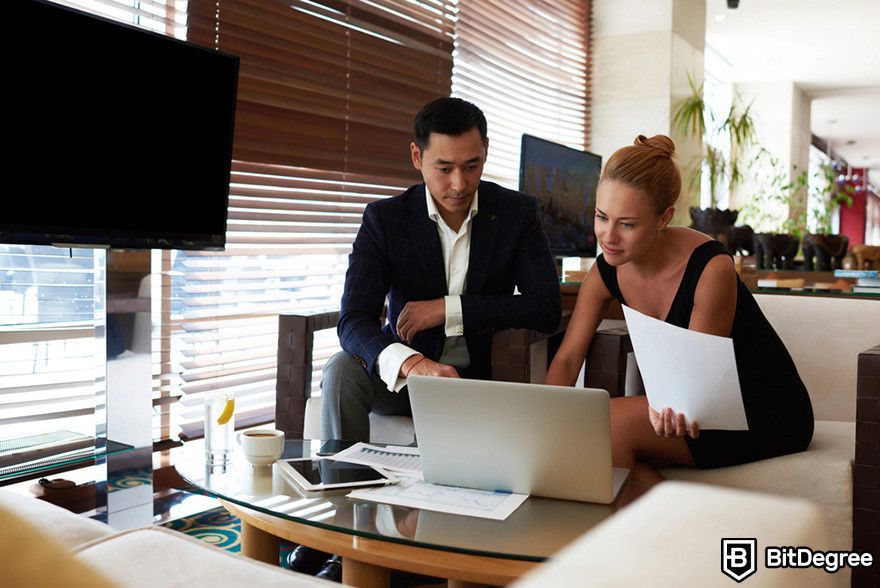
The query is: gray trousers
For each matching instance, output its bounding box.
[320,351,412,442]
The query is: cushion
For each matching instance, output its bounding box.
[0,488,114,550]
[513,481,835,588]
[74,525,339,588]
[304,396,415,445]
[0,493,117,588]
[660,420,854,554]
[368,413,416,445]
[755,294,880,421]
[303,396,322,439]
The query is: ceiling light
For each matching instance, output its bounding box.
[853,157,871,194]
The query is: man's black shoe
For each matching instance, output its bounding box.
[314,555,342,582]
[286,546,333,575]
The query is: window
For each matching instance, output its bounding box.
[807,145,834,234]
[0,246,96,468]
[165,168,410,438]
[452,0,589,187]
[169,0,456,438]
[702,43,734,210]
[866,191,880,245]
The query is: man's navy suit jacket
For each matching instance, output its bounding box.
[338,180,562,380]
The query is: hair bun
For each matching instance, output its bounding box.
[634,134,676,158]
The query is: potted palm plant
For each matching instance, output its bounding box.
[672,73,758,236]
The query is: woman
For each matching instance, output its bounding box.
[545,134,814,486]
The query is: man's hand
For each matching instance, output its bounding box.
[399,354,459,379]
[396,298,445,343]
[648,406,699,439]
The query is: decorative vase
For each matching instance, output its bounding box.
[753,233,799,270]
[801,234,849,271]
[688,207,739,235]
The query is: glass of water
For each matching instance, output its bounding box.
[204,391,235,465]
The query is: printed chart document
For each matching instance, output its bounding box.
[326,442,423,478]
[348,476,528,520]
[622,305,748,430]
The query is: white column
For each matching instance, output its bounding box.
[591,0,706,225]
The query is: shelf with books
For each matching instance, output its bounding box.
[832,270,880,297]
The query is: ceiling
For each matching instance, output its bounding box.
[705,0,880,174]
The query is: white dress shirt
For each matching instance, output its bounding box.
[376,186,478,391]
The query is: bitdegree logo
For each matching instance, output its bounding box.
[766,546,874,573]
[722,539,757,582]
[721,539,875,582]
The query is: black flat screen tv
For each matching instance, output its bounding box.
[3,0,239,250]
[518,135,601,257]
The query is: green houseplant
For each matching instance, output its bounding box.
[799,161,854,270]
[739,151,854,270]
[806,161,854,235]
[672,73,758,234]
[738,148,806,236]
[737,148,804,269]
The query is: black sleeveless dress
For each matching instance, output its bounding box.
[597,240,814,468]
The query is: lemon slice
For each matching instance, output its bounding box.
[216,398,235,425]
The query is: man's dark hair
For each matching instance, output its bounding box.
[413,97,488,151]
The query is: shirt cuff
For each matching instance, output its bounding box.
[377,343,420,392]
[444,295,464,337]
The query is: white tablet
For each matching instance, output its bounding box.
[278,457,396,491]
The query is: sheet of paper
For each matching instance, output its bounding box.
[621,305,748,430]
[326,442,423,478]
[348,476,528,520]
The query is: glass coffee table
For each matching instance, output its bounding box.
[176,439,621,587]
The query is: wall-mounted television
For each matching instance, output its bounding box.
[3,0,239,250]
[519,135,601,257]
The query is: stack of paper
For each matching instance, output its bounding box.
[328,442,528,520]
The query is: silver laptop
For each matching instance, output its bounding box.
[406,376,629,504]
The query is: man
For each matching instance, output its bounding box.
[322,96,561,442]
[291,97,561,581]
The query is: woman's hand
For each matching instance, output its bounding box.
[648,406,700,439]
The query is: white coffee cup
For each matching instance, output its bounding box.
[237,429,285,466]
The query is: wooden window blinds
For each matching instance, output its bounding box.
[452,0,590,187]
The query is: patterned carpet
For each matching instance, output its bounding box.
[108,468,152,492]
[162,507,244,554]
[161,507,296,566]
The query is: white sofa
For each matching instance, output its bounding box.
[514,481,837,588]
[0,488,342,588]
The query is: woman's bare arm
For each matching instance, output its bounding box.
[545,263,613,386]
[688,254,737,337]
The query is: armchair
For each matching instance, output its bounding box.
[275,310,572,443]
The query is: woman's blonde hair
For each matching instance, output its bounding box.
[600,134,681,215]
